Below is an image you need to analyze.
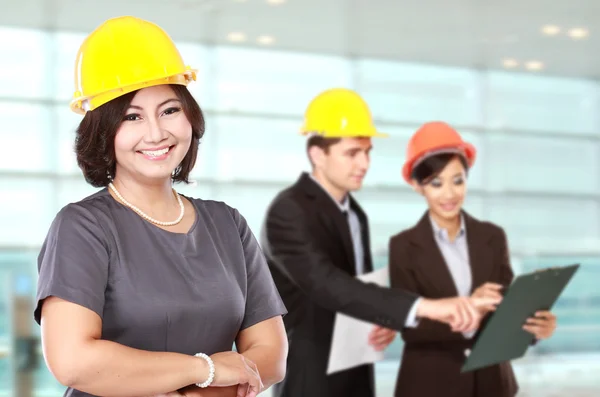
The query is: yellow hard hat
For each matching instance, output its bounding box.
[300,88,388,138]
[70,16,197,114]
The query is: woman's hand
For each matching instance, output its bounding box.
[177,386,238,397]
[152,352,261,397]
[471,282,503,314]
[523,311,557,340]
[151,386,238,397]
[208,352,263,397]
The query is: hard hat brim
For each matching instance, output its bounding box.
[402,141,476,183]
[70,69,197,115]
[300,130,389,139]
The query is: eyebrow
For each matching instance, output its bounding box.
[345,145,373,153]
[127,98,181,111]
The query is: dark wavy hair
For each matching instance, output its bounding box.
[412,153,469,185]
[74,84,205,188]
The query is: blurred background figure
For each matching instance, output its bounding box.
[0,0,599,396]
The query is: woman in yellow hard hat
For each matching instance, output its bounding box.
[34,16,287,397]
[387,121,557,397]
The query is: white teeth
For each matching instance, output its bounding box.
[141,147,169,156]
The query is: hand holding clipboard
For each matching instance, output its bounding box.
[461,263,580,372]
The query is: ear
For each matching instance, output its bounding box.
[308,146,326,169]
[409,180,424,196]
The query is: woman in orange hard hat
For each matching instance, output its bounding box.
[387,121,558,397]
[33,16,287,397]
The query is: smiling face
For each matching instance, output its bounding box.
[112,85,193,185]
[411,154,468,223]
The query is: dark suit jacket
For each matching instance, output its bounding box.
[260,173,419,397]
[388,211,518,397]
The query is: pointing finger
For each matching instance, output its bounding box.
[482,283,504,291]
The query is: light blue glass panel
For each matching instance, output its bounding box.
[54,178,102,211]
[205,115,308,183]
[485,71,600,135]
[0,102,54,172]
[55,103,83,175]
[484,133,600,195]
[355,59,481,125]
[53,32,87,101]
[0,178,56,246]
[210,184,285,236]
[0,269,12,396]
[172,41,211,108]
[213,47,353,115]
[0,27,49,99]
[0,251,65,396]
[485,196,600,254]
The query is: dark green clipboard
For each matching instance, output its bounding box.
[461,263,580,373]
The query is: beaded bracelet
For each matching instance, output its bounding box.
[194,353,215,388]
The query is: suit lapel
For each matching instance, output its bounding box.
[296,173,356,274]
[411,212,459,296]
[350,196,373,273]
[410,211,496,296]
[464,212,495,292]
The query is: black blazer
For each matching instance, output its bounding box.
[388,211,518,397]
[260,173,419,397]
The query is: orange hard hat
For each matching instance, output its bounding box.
[402,121,476,183]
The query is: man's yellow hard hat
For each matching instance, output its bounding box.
[300,88,388,138]
[70,16,197,114]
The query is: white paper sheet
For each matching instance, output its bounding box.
[326,266,390,375]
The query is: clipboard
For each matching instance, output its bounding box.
[461,263,580,373]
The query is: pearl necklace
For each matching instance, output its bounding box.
[108,182,185,226]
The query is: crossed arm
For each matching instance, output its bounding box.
[40,298,286,397]
[178,317,288,397]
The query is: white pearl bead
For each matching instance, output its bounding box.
[108,182,184,226]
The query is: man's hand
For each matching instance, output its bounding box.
[368,325,397,351]
[416,296,502,333]
[523,311,557,340]
[471,282,504,314]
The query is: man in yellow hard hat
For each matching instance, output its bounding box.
[259,88,500,397]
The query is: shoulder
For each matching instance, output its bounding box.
[50,189,113,233]
[43,190,115,254]
[465,212,507,241]
[189,196,234,215]
[187,197,256,239]
[188,196,242,224]
[389,223,420,249]
[265,185,306,216]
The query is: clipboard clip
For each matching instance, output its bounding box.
[533,266,562,280]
